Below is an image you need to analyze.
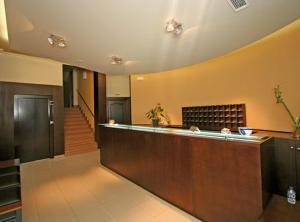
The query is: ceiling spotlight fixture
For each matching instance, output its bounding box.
[47,34,67,48]
[110,55,123,65]
[165,19,183,36]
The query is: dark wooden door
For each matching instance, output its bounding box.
[14,95,53,163]
[296,140,300,199]
[63,66,73,108]
[107,98,131,124]
[274,138,297,197]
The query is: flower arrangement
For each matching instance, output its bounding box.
[274,85,300,138]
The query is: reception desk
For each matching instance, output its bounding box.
[98,124,273,222]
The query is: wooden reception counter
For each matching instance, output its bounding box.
[98,124,273,222]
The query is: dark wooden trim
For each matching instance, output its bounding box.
[0,159,20,168]
[0,81,64,160]
[93,72,99,142]
[106,97,131,124]
[94,73,106,143]
[129,75,132,124]
[106,97,129,101]
[62,64,74,107]
[0,201,22,215]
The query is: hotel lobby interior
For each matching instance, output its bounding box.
[0,0,300,221]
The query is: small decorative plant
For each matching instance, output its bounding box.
[274,85,300,138]
[146,103,166,127]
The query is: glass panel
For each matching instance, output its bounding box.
[100,124,268,142]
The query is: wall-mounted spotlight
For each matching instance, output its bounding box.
[47,34,67,48]
[165,19,183,36]
[110,55,123,65]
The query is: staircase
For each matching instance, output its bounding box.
[64,107,98,156]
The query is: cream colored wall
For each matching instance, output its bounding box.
[0,52,62,85]
[77,69,95,130]
[131,19,300,132]
[106,75,130,97]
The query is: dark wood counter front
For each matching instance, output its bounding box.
[99,125,273,222]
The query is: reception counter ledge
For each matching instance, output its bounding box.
[98,124,273,222]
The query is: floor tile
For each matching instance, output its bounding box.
[21,151,202,222]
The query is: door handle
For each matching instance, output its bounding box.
[290,146,294,149]
[50,121,54,125]
[297,147,300,151]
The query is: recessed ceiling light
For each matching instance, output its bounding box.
[58,42,66,48]
[165,19,183,36]
[47,37,54,45]
[110,55,123,65]
[47,34,67,48]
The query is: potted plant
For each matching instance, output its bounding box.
[274,85,300,138]
[146,103,166,127]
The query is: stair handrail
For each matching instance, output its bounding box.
[76,90,95,117]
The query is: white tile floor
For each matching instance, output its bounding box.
[21,151,201,222]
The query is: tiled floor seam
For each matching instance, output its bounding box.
[50,165,81,222]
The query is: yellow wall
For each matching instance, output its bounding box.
[131,19,300,132]
[0,52,62,85]
[77,69,95,130]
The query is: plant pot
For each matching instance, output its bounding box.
[152,119,160,127]
[293,126,300,139]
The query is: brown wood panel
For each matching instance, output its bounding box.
[260,139,274,208]
[99,126,272,222]
[94,73,106,143]
[99,127,193,213]
[191,138,264,222]
[273,138,297,197]
[0,81,64,160]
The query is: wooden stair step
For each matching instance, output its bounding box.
[64,126,91,131]
[65,133,94,139]
[65,132,94,139]
[64,107,97,156]
[64,123,87,129]
[65,129,92,134]
[65,148,98,156]
[64,112,82,115]
[65,139,96,146]
[65,144,97,149]
[65,143,97,149]
[64,112,83,115]
[64,116,85,120]
[64,121,87,126]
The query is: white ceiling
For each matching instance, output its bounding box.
[4,0,300,75]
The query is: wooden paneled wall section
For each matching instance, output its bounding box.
[94,73,107,143]
[0,81,64,160]
[99,126,274,222]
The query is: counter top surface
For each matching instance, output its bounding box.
[99,124,269,143]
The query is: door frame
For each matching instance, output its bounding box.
[63,64,74,107]
[14,94,54,161]
[106,97,131,124]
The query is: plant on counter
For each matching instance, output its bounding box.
[146,103,166,127]
[274,85,300,138]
